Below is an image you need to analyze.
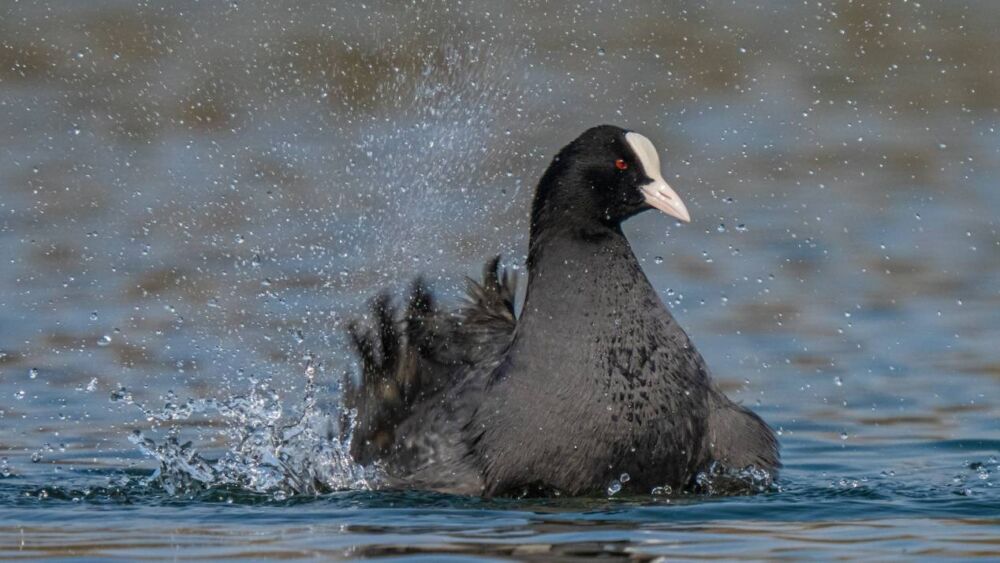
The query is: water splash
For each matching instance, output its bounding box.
[347,40,535,274]
[128,361,380,498]
[692,462,776,496]
[602,464,774,499]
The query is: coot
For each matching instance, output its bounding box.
[344,125,779,497]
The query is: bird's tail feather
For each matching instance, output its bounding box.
[342,256,517,465]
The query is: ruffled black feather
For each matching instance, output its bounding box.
[342,256,517,465]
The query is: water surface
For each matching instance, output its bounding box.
[1,0,998,559]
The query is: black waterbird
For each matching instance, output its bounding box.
[344,125,779,497]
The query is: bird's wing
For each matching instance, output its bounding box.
[704,391,781,472]
[342,256,518,467]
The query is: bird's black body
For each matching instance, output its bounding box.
[343,125,779,497]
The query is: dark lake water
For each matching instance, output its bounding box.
[1,0,998,559]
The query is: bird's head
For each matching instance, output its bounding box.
[531,125,690,234]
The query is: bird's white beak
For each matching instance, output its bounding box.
[626,132,691,223]
[640,180,690,223]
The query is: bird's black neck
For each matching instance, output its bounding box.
[517,167,666,367]
[520,219,652,341]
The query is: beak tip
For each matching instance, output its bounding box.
[640,181,691,224]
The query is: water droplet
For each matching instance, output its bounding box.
[98,334,112,347]
[110,386,133,404]
[28,368,38,379]
[89,312,98,321]
[619,472,630,483]
[834,376,843,387]
[606,479,622,496]
[653,256,664,264]
[597,46,606,56]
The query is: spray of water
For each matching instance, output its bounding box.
[125,39,535,500]
[128,360,380,498]
[343,40,537,278]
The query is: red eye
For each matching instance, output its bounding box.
[615,159,628,170]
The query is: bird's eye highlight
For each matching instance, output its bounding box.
[615,159,628,170]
